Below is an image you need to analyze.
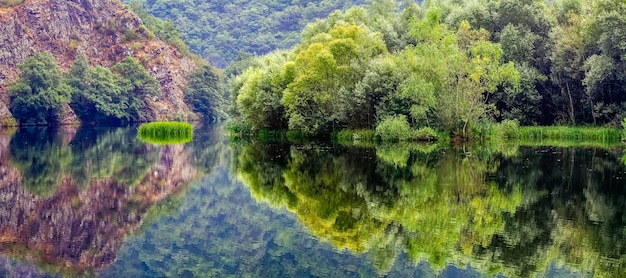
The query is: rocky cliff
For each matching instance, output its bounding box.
[0,0,198,124]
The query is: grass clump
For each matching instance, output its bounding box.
[138,121,193,145]
[518,126,621,143]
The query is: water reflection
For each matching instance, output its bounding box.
[1,124,625,277]
[233,142,626,277]
[0,125,202,276]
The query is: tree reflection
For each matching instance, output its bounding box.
[0,125,203,276]
[234,142,626,276]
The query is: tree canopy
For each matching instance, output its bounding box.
[9,52,72,125]
[123,0,368,68]
[227,0,626,138]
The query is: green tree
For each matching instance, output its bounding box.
[281,24,387,134]
[9,52,71,125]
[233,51,290,130]
[184,64,226,122]
[111,57,160,122]
[406,10,519,138]
[78,66,126,122]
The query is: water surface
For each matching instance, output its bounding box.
[0,125,624,277]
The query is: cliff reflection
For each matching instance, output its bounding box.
[0,126,199,276]
[234,142,626,276]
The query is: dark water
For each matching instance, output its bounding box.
[0,125,624,277]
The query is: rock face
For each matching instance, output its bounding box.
[0,0,198,124]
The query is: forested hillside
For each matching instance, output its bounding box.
[124,0,368,67]
[229,0,626,139]
[0,0,213,125]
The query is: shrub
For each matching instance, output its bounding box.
[124,29,138,41]
[414,127,438,141]
[376,115,413,142]
[493,119,521,139]
[335,129,377,143]
[9,52,71,125]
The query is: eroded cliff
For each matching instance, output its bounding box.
[0,0,198,124]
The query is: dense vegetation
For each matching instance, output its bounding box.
[229,0,626,140]
[124,0,368,68]
[9,53,159,125]
[9,52,224,125]
[9,52,72,126]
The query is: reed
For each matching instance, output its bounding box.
[138,122,193,145]
[518,126,621,143]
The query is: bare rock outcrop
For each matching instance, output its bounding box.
[0,0,198,124]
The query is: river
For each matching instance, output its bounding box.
[0,124,624,277]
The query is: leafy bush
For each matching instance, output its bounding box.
[335,129,377,143]
[376,115,413,142]
[9,52,71,125]
[493,119,521,139]
[414,127,438,141]
[68,56,159,123]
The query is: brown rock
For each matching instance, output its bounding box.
[0,0,199,124]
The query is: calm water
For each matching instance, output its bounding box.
[0,125,624,277]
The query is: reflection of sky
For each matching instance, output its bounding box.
[98,166,484,278]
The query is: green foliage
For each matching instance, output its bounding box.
[124,0,368,68]
[126,0,192,57]
[334,129,377,145]
[184,65,226,122]
[111,57,160,122]
[68,56,160,123]
[376,115,413,142]
[138,122,193,145]
[623,118,626,141]
[518,126,622,143]
[490,119,521,140]
[230,5,518,139]
[9,52,71,125]
[124,29,139,41]
[414,126,438,141]
[127,0,626,130]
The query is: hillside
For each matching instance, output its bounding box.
[0,0,199,125]
[126,0,368,68]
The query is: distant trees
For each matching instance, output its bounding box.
[124,0,368,67]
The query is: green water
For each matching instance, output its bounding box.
[0,125,624,277]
